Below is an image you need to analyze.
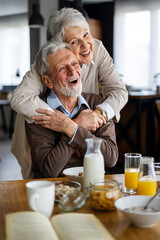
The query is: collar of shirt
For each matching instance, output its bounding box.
[47,89,90,119]
[81,61,95,74]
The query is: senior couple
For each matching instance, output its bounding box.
[11,8,128,179]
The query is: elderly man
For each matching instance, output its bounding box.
[25,41,118,178]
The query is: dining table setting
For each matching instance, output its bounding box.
[1,171,160,240]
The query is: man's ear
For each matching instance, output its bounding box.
[42,75,53,89]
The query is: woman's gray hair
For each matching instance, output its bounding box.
[35,41,71,77]
[47,7,90,42]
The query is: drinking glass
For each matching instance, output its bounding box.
[124,153,141,194]
[138,156,156,196]
[154,162,160,190]
[154,163,160,177]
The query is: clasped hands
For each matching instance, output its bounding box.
[32,108,106,133]
[32,108,106,158]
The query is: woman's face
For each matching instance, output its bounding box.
[64,26,94,65]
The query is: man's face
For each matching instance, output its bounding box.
[47,48,82,98]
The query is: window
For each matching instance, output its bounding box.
[158,10,160,72]
[124,11,150,88]
[0,14,30,88]
[114,0,160,90]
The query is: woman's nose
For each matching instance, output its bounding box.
[80,40,88,48]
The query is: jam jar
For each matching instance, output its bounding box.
[89,179,121,211]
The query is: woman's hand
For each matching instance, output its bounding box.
[73,109,106,132]
[32,109,77,138]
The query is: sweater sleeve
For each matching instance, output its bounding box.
[25,122,77,178]
[94,39,128,122]
[10,63,52,123]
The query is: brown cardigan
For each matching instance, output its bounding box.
[25,92,118,178]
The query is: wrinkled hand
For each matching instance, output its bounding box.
[75,149,85,158]
[74,109,106,132]
[32,109,77,138]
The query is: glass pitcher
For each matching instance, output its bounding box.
[83,138,104,189]
[137,156,156,196]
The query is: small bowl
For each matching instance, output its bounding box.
[58,191,87,213]
[63,167,83,185]
[115,195,160,228]
[54,180,81,202]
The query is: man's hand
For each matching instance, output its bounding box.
[73,109,106,132]
[75,149,85,158]
[32,109,77,138]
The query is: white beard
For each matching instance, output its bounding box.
[56,81,82,98]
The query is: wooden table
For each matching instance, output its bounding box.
[1,174,160,240]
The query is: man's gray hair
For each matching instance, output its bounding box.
[47,7,90,42]
[35,41,71,77]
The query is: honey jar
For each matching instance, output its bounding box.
[89,180,121,211]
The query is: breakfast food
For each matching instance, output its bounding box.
[157,181,160,189]
[55,183,76,200]
[124,206,157,213]
[90,182,121,211]
[78,172,83,176]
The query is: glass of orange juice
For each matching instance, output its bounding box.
[138,157,156,196]
[124,153,142,194]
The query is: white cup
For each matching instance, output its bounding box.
[26,180,55,218]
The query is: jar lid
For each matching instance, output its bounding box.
[92,179,120,191]
[140,156,154,164]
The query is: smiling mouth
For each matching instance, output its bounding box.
[80,49,90,56]
[68,78,78,84]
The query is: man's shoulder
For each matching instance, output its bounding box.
[40,88,51,101]
[81,92,104,109]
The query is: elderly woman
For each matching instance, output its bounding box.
[11,8,128,179]
[11,7,128,123]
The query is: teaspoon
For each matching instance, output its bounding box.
[143,189,160,211]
